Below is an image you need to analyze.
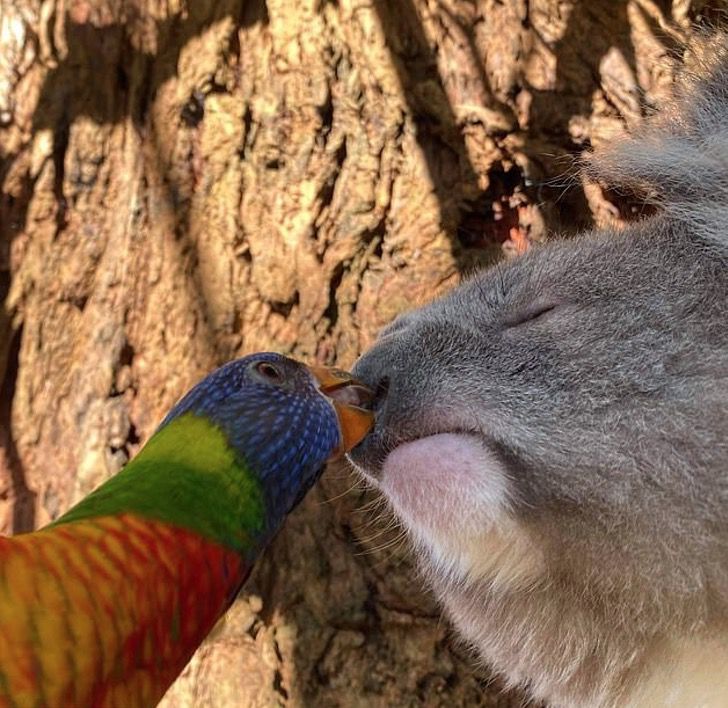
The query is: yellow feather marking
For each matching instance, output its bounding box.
[134,413,238,471]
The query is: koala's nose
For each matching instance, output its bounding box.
[352,346,393,414]
[370,375,390,412]
[349,344,398,472]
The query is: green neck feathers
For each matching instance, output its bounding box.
[52,414,266,555]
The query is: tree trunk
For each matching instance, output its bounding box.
[0,0,718,704]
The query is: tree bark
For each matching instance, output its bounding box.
[0,0,719,704]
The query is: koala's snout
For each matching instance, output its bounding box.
[369,375,390,412]
[352,344,395,413]
[349,341,408,474]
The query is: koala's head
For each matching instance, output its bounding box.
[350,221,728,613]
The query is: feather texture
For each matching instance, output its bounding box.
[0,353,372,707]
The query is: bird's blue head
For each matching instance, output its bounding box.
[160,352,373,524]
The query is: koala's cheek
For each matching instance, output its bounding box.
[380,433,511,540]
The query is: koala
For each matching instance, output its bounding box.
[349,37,728,707]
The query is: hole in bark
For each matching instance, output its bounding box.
[52,119,70,231]
[241,106,254,157]
[316,140,346,217]
[119,340,135,368]
[323,263,345,330]
[269,292,299,318]
[456,164,523,249]
[227,22,242,59]
[333,138,347,168]
[0,271,8,304]
[0,325,36,533]
[125,421,140,450]
[241,0,270,26]
[69,294,88,311]
[232,310,243,332]
[318,175,336,212]
[134,56,154,126]
[116,65,129,94]
[371,237,384,260]
[317,91,335,137]
[0,171,36,240]
[272,669,289,700]
[111,417,140,460]
[362,217,387,260]
[181,90,206,127]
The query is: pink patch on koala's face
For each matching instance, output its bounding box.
[379,433,512,540]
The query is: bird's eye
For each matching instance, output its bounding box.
[255,361,285,383]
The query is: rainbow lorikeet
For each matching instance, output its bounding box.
[0,353,373,707]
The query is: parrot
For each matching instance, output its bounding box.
[0,352,373,708]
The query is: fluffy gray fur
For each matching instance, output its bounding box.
[349,36,728,707]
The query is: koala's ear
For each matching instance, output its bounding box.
[583,34,728,244]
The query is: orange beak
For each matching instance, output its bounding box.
[307,365,375,457]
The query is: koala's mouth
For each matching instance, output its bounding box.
[343,376,486,476]
[348,422,482,479]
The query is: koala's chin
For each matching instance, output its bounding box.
[349,35,728,708]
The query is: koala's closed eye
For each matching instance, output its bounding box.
[503,301,560,328]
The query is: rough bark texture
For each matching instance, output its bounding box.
[0,0,723,705]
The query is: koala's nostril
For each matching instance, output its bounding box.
[372,376,390,411]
